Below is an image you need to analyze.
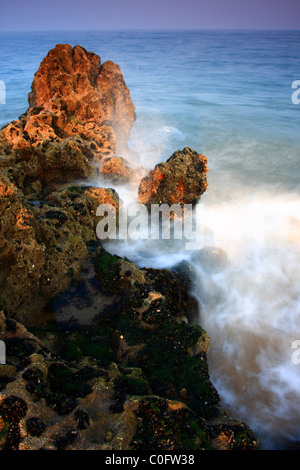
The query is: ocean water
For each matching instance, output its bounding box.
[1,30,300,449]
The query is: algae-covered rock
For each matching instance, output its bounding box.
[130,396,211,450]
[0,179,119,326]
[0,258,259,451]
[93,247,220,419]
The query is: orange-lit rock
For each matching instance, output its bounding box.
[0,44,135,187]
[138,147,208,208]
[100,155,146,184]
[27,45,135,156]
[0,44,137,325]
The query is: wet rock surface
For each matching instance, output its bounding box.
[138,147,209,207]
[196,246,229,273]
[0,254,259,450]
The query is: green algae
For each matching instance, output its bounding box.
[132,397,212,451]
[60,330,115,367]
[135,322,219,419]
[94,247,122,292]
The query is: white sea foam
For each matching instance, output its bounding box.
[188,192,300,449]
[127,119,186,168]
[108,184,300,449]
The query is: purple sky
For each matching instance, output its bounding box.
[1,0,300,31]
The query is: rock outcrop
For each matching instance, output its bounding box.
[0,44,136,188]
[0,45,259,451]
[0,44,136,326]
[99,156,147,185]
[0,252,259,450]
[0,176,119,326]
[138,147,208,207]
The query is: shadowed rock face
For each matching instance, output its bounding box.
[0,257,259,451]
[0,44,136,187]
[0,176,119,326]
[138,147,209,207]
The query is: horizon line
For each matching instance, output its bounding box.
[1,27,300,33]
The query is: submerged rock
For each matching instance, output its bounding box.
[196,247,229,273]
[138,147,208,208]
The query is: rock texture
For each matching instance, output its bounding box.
[0,44,137,326]
[0,253,259,450]
[0,178,119,326]
[0,44,136,188]
[100,156,147,184]
[138,147,209,207]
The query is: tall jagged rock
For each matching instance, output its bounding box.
[0,44,136,188]
[27,45,135,154]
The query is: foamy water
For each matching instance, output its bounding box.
[107,103,300,449]
[190,193,300,449]
[110,113,300,449]
[108,188,300,449]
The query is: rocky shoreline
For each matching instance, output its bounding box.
[0,44,259,450]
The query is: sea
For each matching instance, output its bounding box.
[1,29,300,450]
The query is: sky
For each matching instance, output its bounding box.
[0,0,300,31]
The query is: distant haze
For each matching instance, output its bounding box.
[0,0,300,31]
